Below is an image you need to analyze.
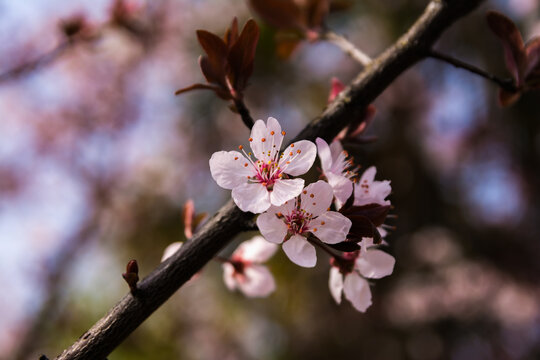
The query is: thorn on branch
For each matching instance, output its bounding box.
[122,259,139,293]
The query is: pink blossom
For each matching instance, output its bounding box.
[257,180,352,268]
[222,235,278,297]
[329,238,395,312]
[210,117,316,213]
[316,137,357,209]
[354,166,391,207]
[161,241,183,262]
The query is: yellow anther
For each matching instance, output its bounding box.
[234,157,238,160]
[291,144,294,148]
[270,131,275,135]
[321,221,325,225]
[297,150,301,154]
[249,138,253,142]
[310,194,314,198]
[261,138,266,142]
[238,145,243,150]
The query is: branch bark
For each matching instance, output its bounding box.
[54,1,484,359]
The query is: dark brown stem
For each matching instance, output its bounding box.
[54,1,486,359]
[428,49,517,92]
[307,235,342,258]
[233,98,255,129]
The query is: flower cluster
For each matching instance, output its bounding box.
[205,117,394,311]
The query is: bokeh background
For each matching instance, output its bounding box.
[1,0,540,359]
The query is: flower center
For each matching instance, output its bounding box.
[283,207,312,235]
[330,251,358,274]
[252,160,282,188]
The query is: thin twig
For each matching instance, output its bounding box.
[0,41,73,84]
[307,235,342,258]
[321,30,372,67]
[233,98,255,129]
[428,49,517,92]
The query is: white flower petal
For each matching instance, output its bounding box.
[250,117,284,162]
[343,272,372,312]
[282,234,317,268]
[356,249,395,279]
[161,242,183,262]
[279,140,316,176]
[316,137,333,173]
[311,211,351,244]
[235,235,278,263]
[256,209,287,244]
[238,264,276,297]
[222,263,237,291]
[232,182,271,213]
[329,267,344,304]
[209,151,254,189]
[326,172,353,209]
[270,178,304,206]
[300,180,334,217]
[329,139,345,168]
[354,166,391,206]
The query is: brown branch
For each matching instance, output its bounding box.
[53,1,485,359]
[428,49,517,92]
[0,41,72,84]
[321,30,372,66]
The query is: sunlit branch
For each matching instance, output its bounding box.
[428,49,517,92]
[321,30,372,67]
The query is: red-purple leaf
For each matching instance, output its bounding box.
[196,30,228,84]
[498,88,521,107]
[248,0,303,31]
[227,19,259,91]
[486,11,526,83]
[199,55,226,87]
[224,17,239,48]
[525,37,540,79]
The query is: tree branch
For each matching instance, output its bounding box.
[54,1,485,359]
[428,49,517,92]
[321,30,372,66]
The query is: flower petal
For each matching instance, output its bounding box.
[256,208,287,244]
[232,182,271,213]
[343,272,372,312]
[234,235,278,263]
[310,211,351,244]
[356,249,395,279]
[161,242,183,262]
[301,180,334,217]
[270,178,304,206]
[329,266,344,304]
[354,166,391,206]
[282,234,316,268]
[238,264,276,297]
[279,140,317,176]
[316,137,333,173]
[209,151,254,189]
[250,117,284,162]
[326,172,353,209]
[222,263,237,291]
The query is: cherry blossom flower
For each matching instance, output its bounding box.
[222,235,278,297]
[354,166,391,207]
[210,117,316,213]
[257,180,352,268]
[315,137,357,209]
[329,237,395,312]
[161,242,183,262]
